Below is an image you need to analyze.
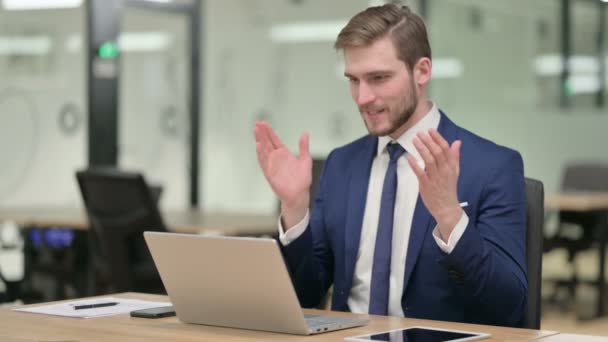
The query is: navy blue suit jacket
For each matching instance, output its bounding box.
[281,111,527,327]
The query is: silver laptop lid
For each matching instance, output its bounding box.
[144,232,311,334]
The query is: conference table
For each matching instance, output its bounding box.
[545,192,608,319]
[0,206,278,236]
[545,192,608,213]
[0,292,562,342]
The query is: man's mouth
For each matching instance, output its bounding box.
[363,108,386,116]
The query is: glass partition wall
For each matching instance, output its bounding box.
[0,0,605,212]
[119,6,191,210]
[0,5,87,207]
[200,0,608,214]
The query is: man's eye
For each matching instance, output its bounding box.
[372,75,388,81]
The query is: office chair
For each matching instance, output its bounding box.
[76,168,167,295]
[521,177,544,329]
[543,163,608,308]
[0,221,24,303]
[310,158,326,211]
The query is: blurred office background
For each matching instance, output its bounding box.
[1,0,607,211]
[0,0,608,335]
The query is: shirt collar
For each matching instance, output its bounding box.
[377,102,441,163]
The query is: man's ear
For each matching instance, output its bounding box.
[414,57,432,86]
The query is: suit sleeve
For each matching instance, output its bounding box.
[437,151,528,326]
[279,153,335,308]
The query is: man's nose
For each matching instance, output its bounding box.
[356,82,376,107]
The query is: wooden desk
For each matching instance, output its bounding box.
[537,334,608,341]
[0,207,277,236]
[545,192,608,319]
[0,293,557,342]
[545,192,608,212]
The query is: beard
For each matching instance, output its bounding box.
[361,79,419,137]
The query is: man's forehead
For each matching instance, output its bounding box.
[342,38,403,74]
[343,53,405,77]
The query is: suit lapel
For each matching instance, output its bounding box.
[402,110,460,293]
[344,136,377,291]
[402,198,434,293]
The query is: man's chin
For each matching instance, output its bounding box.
[365,124,394,137]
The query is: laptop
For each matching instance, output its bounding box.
[144,231,369,335]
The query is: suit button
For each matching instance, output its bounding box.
[404,306,409,312]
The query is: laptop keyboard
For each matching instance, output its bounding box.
[304,314,357,329]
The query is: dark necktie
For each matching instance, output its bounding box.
[369,142,406,315]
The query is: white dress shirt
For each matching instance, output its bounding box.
[278,104,469,316]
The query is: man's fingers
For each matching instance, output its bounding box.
[428,129,450,153]
[257,139,273,163]
[260,121,285,149]
[419,131,447,164]
[298,132,310,160]
[451,140,461,167]
[407,154,427,183]
[255,123,274,165]
[255,122,280,161]
[413,136,436,172]
[254,122,273,151]
[254,125,265,159]
[255,142,269,171]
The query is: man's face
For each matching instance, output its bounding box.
[344,36,418,137]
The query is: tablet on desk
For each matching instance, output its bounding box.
[344,326,490,342]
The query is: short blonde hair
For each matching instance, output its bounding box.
[334,4,431,70]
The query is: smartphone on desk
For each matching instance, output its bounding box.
[130,306,175,318]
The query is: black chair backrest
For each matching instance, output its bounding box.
[521,177,544,329]
[310,158,325,210]
[76,168,167,293]
[558,163,608,230]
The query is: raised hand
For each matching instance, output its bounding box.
[254,121,312,228]
[406,128,463,241]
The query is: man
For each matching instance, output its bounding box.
[254,4,526,327]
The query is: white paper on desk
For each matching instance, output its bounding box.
[13,296,171,319]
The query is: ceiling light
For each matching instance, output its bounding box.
[270,20,347,43]
[432,58,464,79]
[118,32,171,52]
[2,0,83,10]
[533,54,599,76]
[0,36,52,55]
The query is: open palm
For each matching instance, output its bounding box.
[254,122,312,209]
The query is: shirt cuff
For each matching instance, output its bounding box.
[432,211,469,254]
[278,209,310,246]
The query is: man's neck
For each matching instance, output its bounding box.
[389,99,433,140]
